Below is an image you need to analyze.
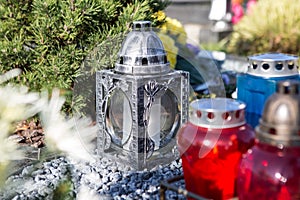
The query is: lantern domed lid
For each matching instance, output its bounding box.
[247,53,299,78]
[115,21,170,74]
[256,80,300,146]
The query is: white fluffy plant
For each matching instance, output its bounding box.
[0,69,40,187]
[0,69,97,188]
[39,89,97,161]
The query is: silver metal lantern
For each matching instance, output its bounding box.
[96,21,189,170]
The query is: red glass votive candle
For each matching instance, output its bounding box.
[238,143,300,200]
[237,80,300,200]
[177,98,255,199]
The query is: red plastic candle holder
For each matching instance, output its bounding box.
[238,80,300,200]
[177,98,255,199]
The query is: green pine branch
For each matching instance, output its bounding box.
[0,0,169,113]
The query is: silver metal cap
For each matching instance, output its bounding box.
[189,98,246,129]
[256,80,300,146]
[247,53,299,77]
[115,21,170,74]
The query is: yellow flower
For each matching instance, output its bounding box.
[177,31,187,45]
[157,32,178,68]
[159,17,187,45]
[165,17,184,33]
[152,11,166,22]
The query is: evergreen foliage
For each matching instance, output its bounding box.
[0,0,169,112]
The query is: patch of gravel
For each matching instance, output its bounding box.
[0,156,186,199]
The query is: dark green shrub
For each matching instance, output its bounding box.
[0,0,169,113]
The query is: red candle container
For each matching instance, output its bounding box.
[177,98,255,199]
[237,80,300,200]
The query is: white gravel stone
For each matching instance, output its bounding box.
[1,157,184,200]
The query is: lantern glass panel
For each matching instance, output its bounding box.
[106,88,132,147]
